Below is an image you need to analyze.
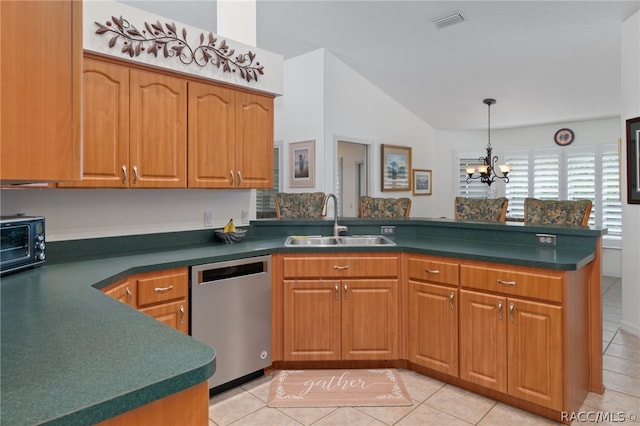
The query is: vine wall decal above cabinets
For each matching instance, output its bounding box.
[95,16,264,82]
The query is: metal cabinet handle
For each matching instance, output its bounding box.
[179,305,185,324]
[449,291,455,310]
[333,265,349,270]
[509,302,515,322]
[344,284,348,300]
[132,165,139,184]
[126,287,132,303]
[237,171,242,184]
[154,285,174,293]
[121,165,127,184]
[425,269,440,274]
[498,300,503,320]
[497,279,516,286]
[229,170,234,185]
[334,283,339,300]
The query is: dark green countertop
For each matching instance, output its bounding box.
[0,218,604,425]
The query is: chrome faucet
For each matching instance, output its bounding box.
[322,194,348,237]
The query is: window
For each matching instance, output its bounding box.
[457,143,621,244]
[458,154,490,198]
[503,144,621,243]
[256,143,282,219]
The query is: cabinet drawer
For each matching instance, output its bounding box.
[460,264,563,303]
[282,256,399,278]
[408,257,459,286]
[136,268,188,307]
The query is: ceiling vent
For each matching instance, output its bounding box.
[433,11,466,29]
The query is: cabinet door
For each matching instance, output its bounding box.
[283,280,341,361]
[1,0,81,182]
[234,92,274,188]
[139,299,188,334]
[103,278,136,308]
[130,69,187,188]
[408,281,458,376]
[60,58,130,188]
[459,290,507,393]
[507,298,562,410]
[187,81,235,188]
[342,279,398,360]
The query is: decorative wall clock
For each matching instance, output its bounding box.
[554,128,575,146]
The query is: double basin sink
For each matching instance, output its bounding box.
[284,235,395,247]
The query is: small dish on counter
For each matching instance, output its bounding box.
[215,229,247,244]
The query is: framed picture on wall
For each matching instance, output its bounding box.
[381,144,412,191]
[626,117,640,204]
[413,169,432,195]
[289,140,315,188]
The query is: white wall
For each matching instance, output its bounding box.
[0,188,251,241]
[621,10,640,335]
[275,49,435,216]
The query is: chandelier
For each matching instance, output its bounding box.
[465,98,511,186]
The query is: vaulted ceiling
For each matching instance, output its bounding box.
[123,1,640,130]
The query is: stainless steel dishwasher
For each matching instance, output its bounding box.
[190,255,271,392]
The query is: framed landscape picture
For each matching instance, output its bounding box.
[413,169,432,195]
[289,140,315,188]
[381,144,412,191]
[627,117,640,204]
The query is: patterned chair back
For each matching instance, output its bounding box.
[454,197,509,223]
[358,196,412,218]
[274,192,327,219]
[523,198,592,226]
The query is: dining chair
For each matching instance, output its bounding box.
[523,198,592,226]
[274,192,327,219]
[454,197,509,223]
[358,196,412,218]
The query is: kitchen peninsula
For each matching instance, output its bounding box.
[0,218,604,424]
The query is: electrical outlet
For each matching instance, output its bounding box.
[204,211,214,227]
[381,225,396,235]
[536,233,556,246]
[242,210,250,224]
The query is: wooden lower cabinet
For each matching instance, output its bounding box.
[102,267,189,333]
[409,282,458,376]
[279,253,400,361]
[97,381,208,426]
[283,278,398,361]
[459,289,563,410]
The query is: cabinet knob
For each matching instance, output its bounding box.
[497,279,516,286]
[425,269,440,274]
[498,300,503,320]
[179,305,185,324]
[229,170,234,185]
[237,171,242,184]
[154,284,174,293]
[333,265,349,270]
[343,284,348,300]
[132,165,139,184]
[449,292,455,310]
[126,287,132,303]
[509,302,516,322]
[121,165,127,184]
[334,284,339,300]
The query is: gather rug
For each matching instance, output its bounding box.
[267,369,412,408]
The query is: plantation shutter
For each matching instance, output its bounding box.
[566,150,596,225]
[458,155,488,198]
[601,146,622,236]
[533,150,560,199]
[504,152,530,219]
[256,145,280,217]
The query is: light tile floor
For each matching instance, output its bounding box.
[209,277,640,425]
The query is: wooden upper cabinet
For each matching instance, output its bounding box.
[130,69,187,188]
[60,58,130,188]
[188,81,235,188]
[188,81,274,189]
[234,92,274,189]
[1,0,81,182]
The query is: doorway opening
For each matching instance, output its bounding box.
[337,140,370,217]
